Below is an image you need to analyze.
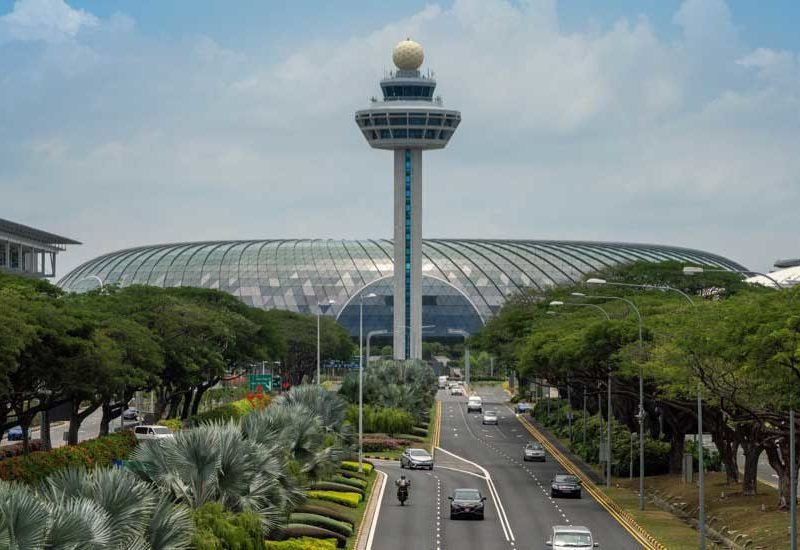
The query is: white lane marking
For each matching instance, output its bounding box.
[436,446,516,542]
[365,469,388,550]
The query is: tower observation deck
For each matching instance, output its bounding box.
[355,39,461,360]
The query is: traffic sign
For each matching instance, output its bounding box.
[248,374,272,392]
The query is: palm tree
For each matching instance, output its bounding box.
[277,384,348,435]
[130,421,296,530]
[0,467,193,550]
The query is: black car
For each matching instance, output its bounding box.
[551,474,582,498]
[449,488,486,520]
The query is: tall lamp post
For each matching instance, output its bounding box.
[549,300,613,486]
[448,329,471,385]
[358,293,378,473]
[366,329,389,369]
[588,277,704,546]
[317,299,336,385]
[575,287,645,507]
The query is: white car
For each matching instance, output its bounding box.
[482,410,498,425]
[133,425,174,441]
[450,385,464,396]
[546,525,598,548]
[467,395,482,413]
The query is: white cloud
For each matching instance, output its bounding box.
[0,0,97,43]
[0,0,798,279]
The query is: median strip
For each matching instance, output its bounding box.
[514,411,667,550]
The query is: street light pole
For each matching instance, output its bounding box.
[791,407,796,550]
[698,385,705,549]
[448,329,470,385]
[366,329,389,370]
[583,386,587,448]
[316,299,335,385]
[607,369,612,489]
[358,293,377,474]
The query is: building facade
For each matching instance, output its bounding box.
[355,39,460,360]
[0,218,80,279]
[58,238,746,341]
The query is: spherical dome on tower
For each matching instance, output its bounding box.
[392,39,424,71]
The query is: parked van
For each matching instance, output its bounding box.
[467,395,482,413]
[133,425,174,441]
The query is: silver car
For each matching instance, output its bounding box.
[546,525,598,549]
[481,410,498,425]
[400,448,434,470]
[523,441,546,462]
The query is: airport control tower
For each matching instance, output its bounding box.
[355,39,461,361]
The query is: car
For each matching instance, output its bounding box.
[400,447,434,470]
[133,425,174,441]
[438,375,448,389]
[122,407,139,421]
[6,426,23,441]
[482,410,498,425]
[515,402,531,414]
[467,395,482,413]
[450,385,464,396]
[546,525,598,548]
[550,474,582,498]
[448,488,485,520]
[523,441,546,462]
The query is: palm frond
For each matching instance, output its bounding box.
[0,481,48,550]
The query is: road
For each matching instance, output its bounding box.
[371,385,642,549]
[1,408,138,448]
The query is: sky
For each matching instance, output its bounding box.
[1,0,798,280]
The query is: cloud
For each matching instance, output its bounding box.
[0,0,798,279]
[0,0,97,43]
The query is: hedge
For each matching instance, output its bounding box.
[0,431,137,484]
[156,419,183,431]
[293,503,355,527]
[191,502,264,550]
[310,482,364,498]
[289,513,353,537]
[188,398,253,426]
[336,469,367,481]
[330,475,367,490]
[361,436,415,452]
[340,461,373,474]
[0,439,44,459]
[393,433,425,443]
[345,405,414,436]
[273,525,346,548]
[265,538,337,550]
[411,426,427,437]
[306,491,361,508]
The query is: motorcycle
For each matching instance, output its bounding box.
[397,485,409,506]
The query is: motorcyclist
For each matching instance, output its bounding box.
[395,474,411,503]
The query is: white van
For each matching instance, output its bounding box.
[467,395,482,413]
[438,375,448,389]
[133,425,174,441]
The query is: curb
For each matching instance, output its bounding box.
[354,469,386,550]
[515,413,667,550]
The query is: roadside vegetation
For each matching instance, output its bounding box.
[470,261,800,536]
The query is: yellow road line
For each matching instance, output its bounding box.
[431,400,442,455]
[515,413,667,550]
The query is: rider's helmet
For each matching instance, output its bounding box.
[400,474,406,479]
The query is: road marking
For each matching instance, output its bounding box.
[364,469,388,550]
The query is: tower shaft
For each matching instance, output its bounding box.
[393,149,423,360]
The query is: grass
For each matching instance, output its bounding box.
[611,472,796,549]
[346,469,377,550]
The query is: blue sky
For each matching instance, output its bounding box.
[1,0,799,278]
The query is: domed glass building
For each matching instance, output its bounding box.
[58,239,745,339]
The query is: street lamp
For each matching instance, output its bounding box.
[574,291,643,497]
[80,275,105,291]
[366,329,389,369]
[593,277,706,547]
[317,299,336,385]
[358,293,378,473]
[683,265,785,289]
[549,299,611,320]
[448,329,470,385]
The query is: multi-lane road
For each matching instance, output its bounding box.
[370,386,642,549]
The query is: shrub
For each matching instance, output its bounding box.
[0,431,136,484]
[393,434,425,443]
[294,503,355,527]
[345,405,414,436]
[289,513,353,537]
[157,419,184,431]
[264,538,337,550]
[340,461,373,474]
[336,469,367,481]
[272,525,346,548]
[310,482,364,497]
[361,436,416,452]
[0,439,44,459]
[191,502,264,550]
[411,426,427,437]
[306,490,361,508]
[189,398,253,426]
[330,475,367,490]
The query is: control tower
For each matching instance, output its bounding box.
[355,39,461,360]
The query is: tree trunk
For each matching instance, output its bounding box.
[765,440,798,510]
[741,443,763,496]
[167,393,181,419]
[709,412,739,484]
[40,409,52,451]
[668,428,685,475]
[180,389,193,420]
[191,383,212,417]
[99,400,112,437]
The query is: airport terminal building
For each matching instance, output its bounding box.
[58,238,746,340]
